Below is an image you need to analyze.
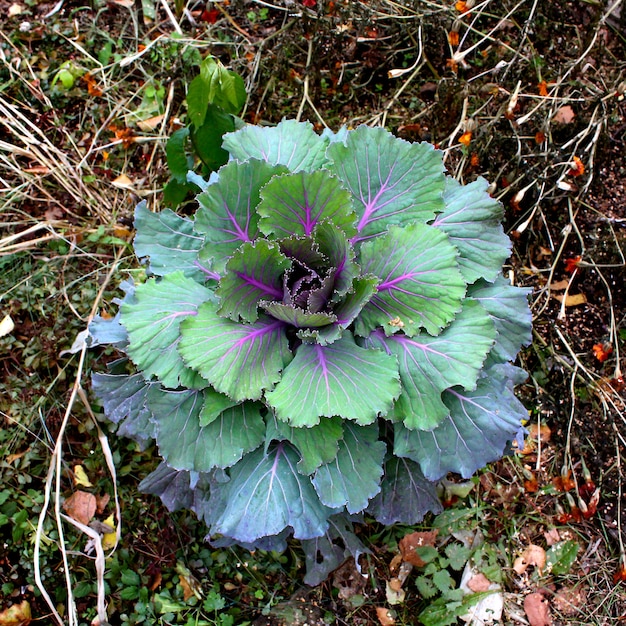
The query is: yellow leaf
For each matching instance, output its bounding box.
[111,174,133,189]
[0,314,15,338]
[553,293,587,306]
[102,513,117,550]
[0,600,31,625]
[73,464,93,488]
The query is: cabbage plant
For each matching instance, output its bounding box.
[90,121,531,584]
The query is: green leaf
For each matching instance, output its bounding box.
[138,462,195,511]
[163,179,195,208]
[433,177,512,284]
[195,160,288,270]
[222,119,330,172]
[265,414,344,475]
[216,239,292,322]
[445,543,472,571]
[199,388,238,427]
[432,569,455,594]
[121,569,141,587]
[178,302,291,401]
[314,221,361,300]
[266,331,401,427]
[121,272,214,388]
[394,371,528,480]
[416,575,438,599]
[150,390,265,470]
[190,104,235,172]
[312,423,385,513]
[261,302,337,328]
[546,540,579,575]
[301,514,369,586]
[187,73,210,129]
[357,223,466,337]
[133,202,205,280]
[212,443,334,542]
[257,170,357,238]
[326,126,445,240]
[188,58,245,127]
[365,300,496,430]
[91,372,158,448]
[165,127,191,183]
[366,457,442,525]
[468,276,532,363]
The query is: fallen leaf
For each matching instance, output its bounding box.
[44,206,64,221]
[111,174,134,189]
[376,606,396,626]
[399,530,438,567]
[73,464,93,488]
[548,279,569,290]
[569,156,585,177]
[101,513,117,550]
[6,449,29,465]
[552,105,575,124]
[524,592,552,626]
[95,493,110,515]
[0,600,31,626]
[564,256,582,273]
[592,342,613,363]
[553,292,587,307]
[178,574,195,601]
[137,114,164,132]
[8,3,24,17]
[458,131,472,146]
[544,528,561,546]
[0,314,15,338]
[467,572,492,592]
[513,545,546,575]
[385,580,405,605]
[62,490,96,526]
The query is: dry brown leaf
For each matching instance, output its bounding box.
[544,528,561,546]
[399,530,438,567]
[0,600,32,626]
[376,606,396,626]
[137,114,165,131]
[553,293,587,306]
[111,174,133,189]
[514,545,547,575]
[178,574,195,601]
[95,493,110,515]
[524,592,552,626]
[44,206,64,221]
[548,279,569,291]
[552,105,575,124]
[467,572,492,592]
[62,490,96,526]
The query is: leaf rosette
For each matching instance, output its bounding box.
[90,121,532,584]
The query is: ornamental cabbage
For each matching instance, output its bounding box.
[90,120,531,585]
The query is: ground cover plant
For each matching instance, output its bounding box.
[90,117,532,589]
[1,0,625,624]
